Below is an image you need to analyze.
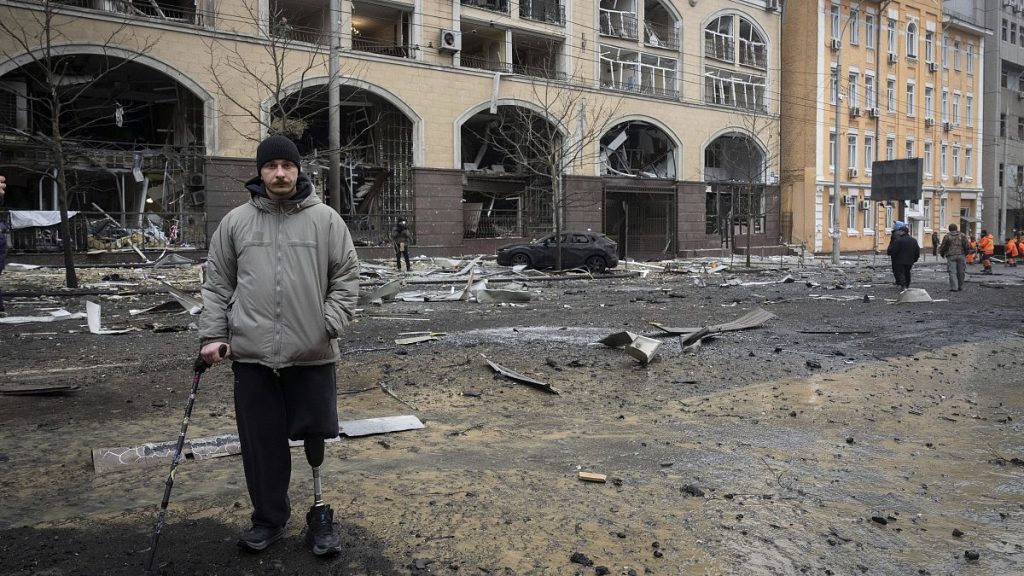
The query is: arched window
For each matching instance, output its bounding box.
[906,22,918,58]
[703,14,769,110]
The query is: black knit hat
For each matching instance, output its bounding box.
[256,135,302,173]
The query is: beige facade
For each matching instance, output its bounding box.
[0,0,784,258]
[781,0,987,255]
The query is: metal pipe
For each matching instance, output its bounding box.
[328,0,342,212]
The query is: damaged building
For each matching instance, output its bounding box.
[0,0,784,263]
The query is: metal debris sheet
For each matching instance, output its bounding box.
[648,307,777,336]
[481,354,559,394]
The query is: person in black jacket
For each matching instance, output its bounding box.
[886,222,921,290]
[390,217,413,271]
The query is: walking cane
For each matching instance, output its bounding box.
[143,344,226,576]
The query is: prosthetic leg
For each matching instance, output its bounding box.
[304,438,342,556]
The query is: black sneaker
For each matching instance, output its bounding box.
[238,524,285,552]
[305,504,341,556]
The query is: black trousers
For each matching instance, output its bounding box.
[232,362,339,529]
[893,264,913,288]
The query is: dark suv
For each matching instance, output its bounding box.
[496,231,619,272]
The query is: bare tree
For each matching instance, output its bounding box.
[0,1,156,288]
[472,63,621,269]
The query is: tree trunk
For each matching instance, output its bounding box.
[51,106,77,288]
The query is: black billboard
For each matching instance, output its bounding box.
[870,158,923,201]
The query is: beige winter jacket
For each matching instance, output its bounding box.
[199,175,359,368]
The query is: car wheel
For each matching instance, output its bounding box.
[584,255,607,272]
[510,253,531,267]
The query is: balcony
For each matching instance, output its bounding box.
[461,0,509,15]
[352,3,413,58]
[519,0,565,26]
[600,9,638,40]
[52,0,207,27]
[460,55,567,81]
[352,38,410,58]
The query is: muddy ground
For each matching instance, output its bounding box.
[0,254,1022,576]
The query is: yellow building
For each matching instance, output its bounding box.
[781,0,987,255]
[0,0,789,259]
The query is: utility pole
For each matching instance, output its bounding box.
[328,0,341,212]
[1000,104,1009,241]
[832,48,842,266]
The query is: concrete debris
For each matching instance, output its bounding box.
[129,300,186,316]
[0,383,80,396]
[359,278,406,305]
[157,279,203,314]
[895,288,933,304]
[474,287,531,304]
[91,415,424,473]
[86,300,133,335]
[481,354,559,394]
[395,331,446,345]
[648,307,776,336]
[0,309,85,325]
[597,331,639,348]
[624,335,661,365]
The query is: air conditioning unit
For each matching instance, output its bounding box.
[953,175,964,184]
[861,200,871,210]
[843,194,858,205]
[927,61,938,72]
[830,38,841,51]
[925,117,935,127]
[888,52,899,64]
[849,106,862,118]
[187,173,205,188]
[765,0,780,12]
[868,107,880,118]
[943,121,953,132]
[848,168,859,179]
[189,189,206,206]
[439,29,462,52]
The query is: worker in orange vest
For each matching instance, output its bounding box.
[966,235,977,265]
[978,230,994,274]
[1006,235,1019,267]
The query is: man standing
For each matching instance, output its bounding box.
[198,135,360,557]
[978,230,994,274]
[931,230,939,258]
[390,217,413,272]
[886,222,920,290]
[939,223,969,291]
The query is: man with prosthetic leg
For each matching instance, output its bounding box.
[199,135,360,557]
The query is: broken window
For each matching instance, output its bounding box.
[600,121,676,179]
[639,53,677,98]
[704,13,768,110]
[643,0,679,50]
[704,15,734,62]
[738,18,767,69]
[269,0,328,44]
[352,2,413,58]
[600,46,639,92]
[704,67,765,111]
[600,0,638,40]
[601,46,676,98]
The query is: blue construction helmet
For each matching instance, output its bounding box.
[893,220,908,231]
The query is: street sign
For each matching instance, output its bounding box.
[870,158,923,201]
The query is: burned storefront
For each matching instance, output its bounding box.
[703,131,770,250]
[600,120,677,260]
[460,105,559,241]
[0,52,208,253]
